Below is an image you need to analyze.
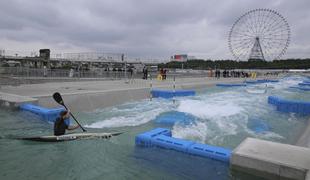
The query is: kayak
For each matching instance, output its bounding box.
[19,132,123,142]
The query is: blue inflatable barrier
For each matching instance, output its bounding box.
[188,143,231,162]
[244,80,259,84]
[155,111,195,125]
[151,89,195,99]
[268,96,310,115]
[20,103,70,124]
[152,135,195,153]
[267,80,279,83]
[135,128,231,163]
[256,79,268,83]
[216,83,246,87]
[303,80,310,84]
[257,79,279,83]
[289,86,310,91]
[267,96,279,105]
[135,128,172,147]
[298,83,310,86]
[246,79,279,84]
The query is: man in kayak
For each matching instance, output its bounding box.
[54,110,79,136]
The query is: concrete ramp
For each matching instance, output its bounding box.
[0,92,37,108]
[231,138,310,180]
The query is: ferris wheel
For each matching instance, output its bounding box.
[228,9,290,61]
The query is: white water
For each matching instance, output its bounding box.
[85,99,175,128]
[85,76,309,147]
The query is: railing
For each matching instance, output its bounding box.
[0,67,212,79]
[0,67,284,80]
[0,67,127,79]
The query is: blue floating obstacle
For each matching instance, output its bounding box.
[267,79,280,83]
[20,103,70,124]
[135,128,231,163]
[155,111,196,125]
[244,80,259,84]
[245,79,279,84]
[268,96,310,115]
[298,83,310,86]
[216,83,246,87]
[257,79,279,83]
[152,135,195,153]
[303,80,310,84]
[151,89,195,99]
[247,118,270,133]
[188,143,231,162]
[289,86,310,91]
[267,96,279,105]
[135,128,172,147]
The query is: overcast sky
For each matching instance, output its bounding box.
[0,0,309,60]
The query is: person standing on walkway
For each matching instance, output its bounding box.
[143,66,148,80]
[142,66,146,79]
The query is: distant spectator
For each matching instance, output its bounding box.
[142,66,148,80]
[43,66,47,77]
[69,68,74,78]
[163,69,167,80]
[129,67,133,77]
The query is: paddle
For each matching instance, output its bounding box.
[53,92,86,132]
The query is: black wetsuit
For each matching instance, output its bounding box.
[54,118,68,136]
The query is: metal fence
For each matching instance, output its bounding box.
[0,67,212,79]
[0,67,128,79]
[0,67,285,80]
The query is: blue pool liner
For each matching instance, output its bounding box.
[268,96,310,115]
[247,118,270,133]
[20,103,70,125]
[135,128,231,163]
[155,111,195,125]
[216,83,246,87]
[151,89,195,99]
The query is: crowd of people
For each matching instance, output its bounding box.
[142,66,167,80]
[215,69,251,78]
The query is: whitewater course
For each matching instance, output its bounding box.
[1,75,310,180]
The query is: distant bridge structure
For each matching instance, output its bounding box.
[0,49,166,68]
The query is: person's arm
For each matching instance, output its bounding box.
[67,124,79,130]
[65,109,78,131]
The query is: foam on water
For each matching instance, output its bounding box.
[273,76,304,90]
[172,121,208,143]
[177,99,244,119]
[171,83,298,145]
[85,99,174,128]
[85,76,308,147]
[247,130,284,140]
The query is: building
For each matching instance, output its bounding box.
[170,54,197,62]
[171,54,188,62]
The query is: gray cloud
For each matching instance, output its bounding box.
[0,0,309,60]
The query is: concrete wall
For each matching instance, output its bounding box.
[231,138,310,180]
[37,88,150,112]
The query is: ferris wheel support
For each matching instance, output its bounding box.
[249,37,265,61]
